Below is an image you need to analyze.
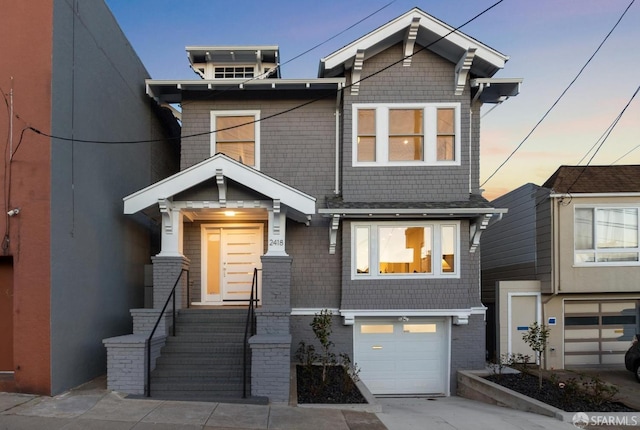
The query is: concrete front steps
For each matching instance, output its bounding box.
[148,308,265,403]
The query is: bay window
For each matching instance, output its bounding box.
[353,221,459,279]
[575,206,640,265]
[353,103,460,166]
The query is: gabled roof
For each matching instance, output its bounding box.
[319,7,509,78]
[123,153,316,217]
[542,165,640,194]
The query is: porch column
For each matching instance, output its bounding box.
[265,201,287,256]
[249,255,292,403]
[157,198,184,257]
[151,255,190,311]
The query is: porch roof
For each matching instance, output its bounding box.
[123,154,316,219]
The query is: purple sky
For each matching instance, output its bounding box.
[105,0,640,199]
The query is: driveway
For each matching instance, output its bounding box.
[565,366,640,411]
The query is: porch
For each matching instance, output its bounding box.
[103,154,316,403]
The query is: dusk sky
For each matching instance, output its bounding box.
[105,0,640,200]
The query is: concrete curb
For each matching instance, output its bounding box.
[457,370,573,422]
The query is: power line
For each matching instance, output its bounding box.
[611,144,640,164]
[480,0,635,188]
[180,0,398,107]
[25,0,506,146]
[562,84,640,195]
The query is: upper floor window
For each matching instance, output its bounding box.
[353,103,460,166]
[352,221,459,279]
[574,206,639,265]
[214,66,255,79]
[211,111,260,169]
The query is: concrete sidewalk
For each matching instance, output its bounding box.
[0,376,582,430]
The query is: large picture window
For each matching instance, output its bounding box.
[352,221,459,279]
[353,103,460,166]
[574,207,639,265]
[211,110,260,169]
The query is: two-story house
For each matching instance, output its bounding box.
[482,165,640,370]
[105,8,521,402]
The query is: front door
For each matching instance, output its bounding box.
[202,225,263,304]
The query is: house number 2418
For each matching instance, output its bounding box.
[269,239,284,247]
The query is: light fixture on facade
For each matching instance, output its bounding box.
[224,210,236,217]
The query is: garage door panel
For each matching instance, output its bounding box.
[564,329,599,340]
[355,318,448,395]
[601,341,631,352]
[563,300,639,366]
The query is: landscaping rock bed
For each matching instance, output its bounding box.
[296,365,366,404]
[485,372,636,412]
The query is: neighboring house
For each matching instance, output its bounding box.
[482,166,640,369]
[104,8,521,402]
[0,1,179,395]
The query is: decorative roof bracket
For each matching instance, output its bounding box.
[216,168,227,207]
[329,214,340,254]
[158,198,174,234]
[403,17,421,66]
[454,48,476,96]
[350,49,366,95]
[469,213,493,253]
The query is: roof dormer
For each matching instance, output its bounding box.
[186,46,280,80]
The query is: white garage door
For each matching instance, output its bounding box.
[354,317,448,395]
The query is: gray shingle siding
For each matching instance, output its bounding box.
[289,221,342,309]
[340,220,482,310]
[180,95,337,204]
[341,43,475,202]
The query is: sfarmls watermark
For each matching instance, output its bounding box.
[572,412,640,428]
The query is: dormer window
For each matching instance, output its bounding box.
[214,66,255,79]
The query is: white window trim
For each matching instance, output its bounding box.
[210,110,261,170]
[351,220,460,280]
[352,103,461,167]
[573,204,640,267]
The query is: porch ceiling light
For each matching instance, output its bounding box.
[224,210,236,217]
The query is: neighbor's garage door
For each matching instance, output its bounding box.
[354,318,448,395]
[564,300,639,366]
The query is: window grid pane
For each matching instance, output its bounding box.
[357,109,376,162]
[574,207,640,264]
[389,109,423,161]
[215,115,256,166]
[441,225,456,273]
[355,226,370,275]
[378,226,431,274]
[436,108,455,161]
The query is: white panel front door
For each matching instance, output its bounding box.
[354,318,448,395]
[202,225,263,304]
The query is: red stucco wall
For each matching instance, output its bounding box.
[0,0,53,394]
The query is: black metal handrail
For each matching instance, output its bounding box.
[242,268,260,398]
[145,268,189,397]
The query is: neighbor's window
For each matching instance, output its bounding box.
[211,111,260,168]
[574,207,639,265]
[352,221,459,279]
[353,103,460,166]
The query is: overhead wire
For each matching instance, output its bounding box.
[180,0,398,107]
[480,0,635,188]
[560,84,640,195]
[24,0,506,146]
